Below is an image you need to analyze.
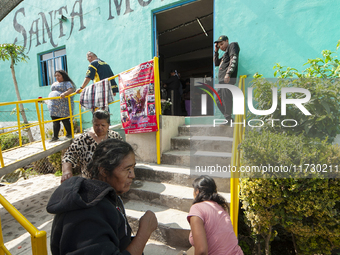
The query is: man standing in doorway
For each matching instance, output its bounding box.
[76,51,118,96]
[214,35,240,121]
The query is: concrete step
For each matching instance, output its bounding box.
[144,239,186,255]
[161,150,232,168]
[123,199,191,248]
[123,180,231,213]
[134,163,230,193]
[171,135,233,152]
[178,124,234,137]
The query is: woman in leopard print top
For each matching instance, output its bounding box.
[61,110,122,182]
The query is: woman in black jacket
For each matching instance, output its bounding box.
[47,139,158,255]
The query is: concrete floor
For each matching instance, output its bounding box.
[0,174,184,255]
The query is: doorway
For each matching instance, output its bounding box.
[153,0,214,115]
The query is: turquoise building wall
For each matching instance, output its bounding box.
[1,0,339,125]
[214,0,340,78]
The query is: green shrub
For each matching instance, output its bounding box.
[250,41,340,143]
[0,133,29,150]
[240,130,340,255]
[249,77,340,143]
[48,152,62,172]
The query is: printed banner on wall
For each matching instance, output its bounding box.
[119,60,157,134]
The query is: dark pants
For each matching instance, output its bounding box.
[167,89,182,116]
[216,88,233,119]
[51,116,72,138]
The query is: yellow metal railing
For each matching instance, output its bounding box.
[0,194,47,255]
[230,75,247,237]
[0,59,162,254]
[153,57,162,164]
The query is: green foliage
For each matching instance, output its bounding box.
[250,41,340,142]
[48,152,62,172]
[54,170,63,177]
[240,130,340,255]
[0,133,29,150]
[0,43,29,64]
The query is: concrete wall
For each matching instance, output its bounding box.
[160,115,185,153]
[126,115,184,163]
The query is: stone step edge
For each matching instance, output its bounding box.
[135,163,232,179]
[130,180,231,202]
[162,150,232,158]
[179,124,233,128]
[124,200,190,230]
[172,136,234,141]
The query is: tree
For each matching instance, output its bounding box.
[0,43,34,142]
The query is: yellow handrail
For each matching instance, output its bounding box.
[0,194,47,255]
[153,57,162,164]
[0,65,149,255]
[230,75,247,237]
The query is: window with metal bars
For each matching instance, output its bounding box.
[39,48,67,86]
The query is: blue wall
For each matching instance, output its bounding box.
[214,0,340,78]
[1,0,339,125]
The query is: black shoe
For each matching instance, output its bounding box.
[66,134,73,139]
[225,116,234,123]
[49,137,59,142]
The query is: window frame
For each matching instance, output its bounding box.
[38,47,67,87]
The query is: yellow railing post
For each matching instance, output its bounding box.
[0,146,4,168]
[67,96,74,138]
[230,75,247,237]
[31,231,47,255]
[153,57,162,164]
[35,101,46,151]
[40,103,46,144]
[16,103,22,147]
[78,103,83,133]
[0,194,47,255]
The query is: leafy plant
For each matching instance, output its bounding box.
[48,152,62,172]
[240,130,340,255]
[250,41,340,142]
[0,43,34,142]
[161,98,172,113]
[0,133,29,150]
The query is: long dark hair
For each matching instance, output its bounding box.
[192,175,229,212]
[87,139,134,180]
[55,70,75,88]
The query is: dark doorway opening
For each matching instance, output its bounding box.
[154,0,214,116]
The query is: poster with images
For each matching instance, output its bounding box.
[118,60,158,134]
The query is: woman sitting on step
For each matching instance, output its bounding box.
[47,139,158,255]
[187,175,243,255]
[61,110,122,183]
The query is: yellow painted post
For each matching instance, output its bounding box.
[78,102,83,133]
[35,102,46,151]
[0,216,11,254]
[31,231,47,255]
[0,147,4,168]
[67,96,74,138]
[0,194,47,255]
[16,103,22,147]
[230,123,240,236]
[40,102,46,146]
[153,57,162,164]
[230,75,247,237]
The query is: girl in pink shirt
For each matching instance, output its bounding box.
[187,175,243,255]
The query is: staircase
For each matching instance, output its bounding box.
[122,123,234,253]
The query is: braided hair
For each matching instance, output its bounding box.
[87,139,134,180]
[192,175,229,212]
